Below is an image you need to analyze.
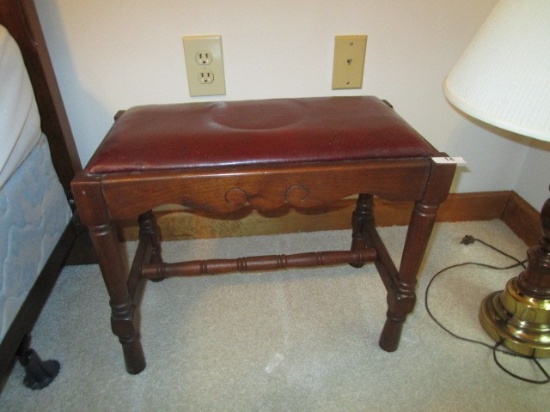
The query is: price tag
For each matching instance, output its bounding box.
[432,156,466,165]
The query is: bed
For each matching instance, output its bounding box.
[0,0,91,390]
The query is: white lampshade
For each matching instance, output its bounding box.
[444,0,550,142]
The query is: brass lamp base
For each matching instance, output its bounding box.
[480,280,550,358]
[479,196,550,358]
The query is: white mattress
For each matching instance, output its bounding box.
[0,25,41,190]
[0,25,72,340]
[0,135,72,339]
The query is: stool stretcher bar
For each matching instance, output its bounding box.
[141,248,377,279]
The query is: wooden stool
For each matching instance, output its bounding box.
[72,96,456,374]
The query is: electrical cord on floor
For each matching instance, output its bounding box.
[424,235,549,384]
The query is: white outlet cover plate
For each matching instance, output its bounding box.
[183,35,226,96]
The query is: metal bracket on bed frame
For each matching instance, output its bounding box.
[16,335,60,390]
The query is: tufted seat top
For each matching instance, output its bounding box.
[85,96,437,175]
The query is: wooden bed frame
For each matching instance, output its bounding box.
[0,0,92,391]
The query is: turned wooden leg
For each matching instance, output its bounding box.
[350,194,374,268]
[379,201,439,352]
[139,210,163,266]
[89,222,146,374]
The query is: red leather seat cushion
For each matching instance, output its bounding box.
[85,96,437,174]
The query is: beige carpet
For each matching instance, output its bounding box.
[1,220,549,411]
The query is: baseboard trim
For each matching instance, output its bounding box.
[119,191,539,246]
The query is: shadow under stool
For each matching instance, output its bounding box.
[72,96,456,374]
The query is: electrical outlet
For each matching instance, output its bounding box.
[198,70,214,84]
[332,35,367,89]
[183,35,226,96]
[195,51,213,65]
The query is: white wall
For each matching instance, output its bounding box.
[514,140,550,210]
[34,0,549,209]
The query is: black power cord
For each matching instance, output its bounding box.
[424,235,549,384]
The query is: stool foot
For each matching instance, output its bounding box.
[111,299,145,374]
[379,314,405,352]
[121,339,146,374]
[379,287,416,352]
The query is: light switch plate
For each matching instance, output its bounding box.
[332,35,367,89]
[183,35,226,96]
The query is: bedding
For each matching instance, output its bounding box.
[0,25,71,341]
[0,25,40,189]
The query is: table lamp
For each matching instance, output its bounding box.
[443,0,550,357]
